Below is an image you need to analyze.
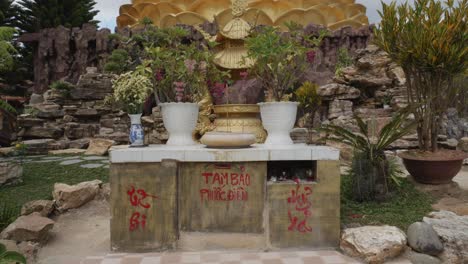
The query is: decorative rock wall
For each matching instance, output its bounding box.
[19,24,113,94]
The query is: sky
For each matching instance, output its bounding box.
[95,0,411,31]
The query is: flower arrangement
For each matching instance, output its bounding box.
[244,23,326,102]
[109,71,153,114]
[142,27,229,104]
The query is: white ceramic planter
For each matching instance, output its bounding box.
[160,102,199,146]
[258,102,299,145]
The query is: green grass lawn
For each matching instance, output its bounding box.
[0,157,109,230]
[341,174,434,231]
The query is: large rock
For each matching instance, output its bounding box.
[328,100,353,119]
[70,72,116,100]
[23,126,63,139]
[0,212,54,243]
[21,200,55,217]
[22,139,55,155]
[0,162,23,186]
[407,222,444,256]
[340,225,407,264]
[0,239,20,252]
[53,180,102,211]
[423,211,468,264]
[85,138,114,156]
[69,138,90,149]
[318,83,361,100]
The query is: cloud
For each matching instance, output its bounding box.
[95,0,414,30]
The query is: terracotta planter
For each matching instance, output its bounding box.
[399,150,468,185]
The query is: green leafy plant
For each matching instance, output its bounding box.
[0,26,17,74]
[0,242,27,264]
[0,100,16,114]
[245,24,326,102]
[335,47,353,76]
[374,0,468,152]
[322,109,416,201]
[109,71,153,114]
[104,49,131,74]
[49,81,73,97]
[295,81,322,127]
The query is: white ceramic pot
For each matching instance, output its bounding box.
[129,114,144,147]
[258,102,299,145]
[160,102,199,146]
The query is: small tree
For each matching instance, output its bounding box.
[374,0,468,152]
[0,27,17,75]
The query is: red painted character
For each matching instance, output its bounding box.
[127,186,159,209]
[129,212,147,231]
[287,184,313,233]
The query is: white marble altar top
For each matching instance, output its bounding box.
[109,144,340,163]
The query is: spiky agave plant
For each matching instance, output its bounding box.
[322,109,416,201]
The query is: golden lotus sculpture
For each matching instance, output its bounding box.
[117,0,369,32]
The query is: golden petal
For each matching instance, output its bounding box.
[248,0,296,21]
[160,12,209,28]
[119,4,140,18]
[320,5,346,24]
[189,0,232,21]
[117,14,138,28]
[274,8,326,30]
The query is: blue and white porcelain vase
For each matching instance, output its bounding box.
[129,114,144,147]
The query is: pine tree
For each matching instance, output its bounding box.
[0,0,20,27]
[16,0,99,33]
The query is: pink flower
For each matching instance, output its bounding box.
[174,81,186,102]
[184,59,196,74]
[240,71,248,80]
[306,50,316,63]
[154,69,164,81]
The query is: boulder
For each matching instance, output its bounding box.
[29,94,44,105]
[17,117,45,128]
[21,200,55,217]
[340,225,407,264]
[407,222,444,256]
[70,72,116,100]
[85,139,114,156]
[423,211,468,264]
[53,180,102,211]
[0,162,23,186]
[328,100,353,120]
[0,212,54,243]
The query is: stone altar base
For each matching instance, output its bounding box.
[109,145,340,252]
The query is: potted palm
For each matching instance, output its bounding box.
[375,0,468,184]
[245,24,325,145]
[110,71,153,147]
[144,27,227,146]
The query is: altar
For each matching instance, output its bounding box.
[109,145,340,252]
